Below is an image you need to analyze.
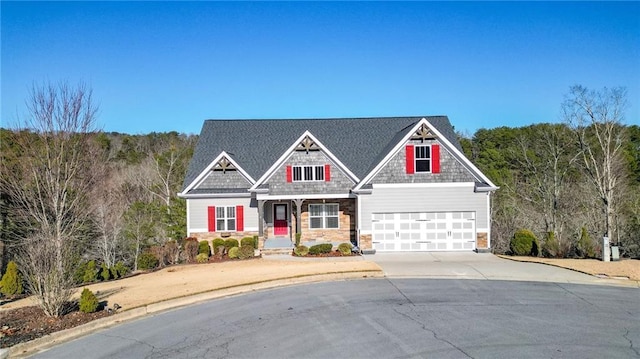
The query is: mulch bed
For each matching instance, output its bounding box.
[0,304,112,348]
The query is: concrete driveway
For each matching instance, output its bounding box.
[364,252,617,285]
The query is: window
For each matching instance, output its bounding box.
[293,165,324,181]
[309,204,339,229]
[415,145,431,173]
[216,206,236,231]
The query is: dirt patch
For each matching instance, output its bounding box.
[0,305,112,348]
[501,256,640,281]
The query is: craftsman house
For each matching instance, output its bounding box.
[178,116,498,252]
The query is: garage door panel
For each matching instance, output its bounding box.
[371,211,476,252]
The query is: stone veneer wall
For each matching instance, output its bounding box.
[477,232,488,249]
[299,198,355,244]
[359,234,372,250]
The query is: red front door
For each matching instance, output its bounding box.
[273,204,288,236]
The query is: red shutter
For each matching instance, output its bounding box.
[236,205,244,232]
[325,164,331,182]
[405,145,415,174]
[286,165,292,182]
[207,206,216,232]
[432,144,440,173]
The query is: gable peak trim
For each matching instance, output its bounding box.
[178,151,255,197]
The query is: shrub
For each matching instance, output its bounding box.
[309,243,333,255]
[238,245,255,260]
[138,252,159,270]
[510,229,539,256]
[184,238,199,263]
[295,233,301,247]
[215,246,226,257]
[111,262,128,279]
[198,241,211,256]
[294,245,309,257]
[576,227,596,258]
[150,245,168,267]
[100,263,111,281]
[542,232,561,258]
[241,237,254,248]
[0,261,23,297]
[253,235,259,249]
[337,243,353,256]
[83,260,98,283]
[196,253,209,263]
[224,239,239,251]
[79,288,99,313]
[228,246,240,259]
[164,241,180,265]
[212,238,225,254]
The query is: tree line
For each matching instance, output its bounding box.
[0,82,637,317]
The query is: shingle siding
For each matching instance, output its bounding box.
[266,151,354,195]
[370,139,477,184]
[195,170,252,190]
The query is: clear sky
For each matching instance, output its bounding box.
[2,1,639,135]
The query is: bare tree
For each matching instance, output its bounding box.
[515,124,580,251]
[0,82,99,317]
[563,85,628,244]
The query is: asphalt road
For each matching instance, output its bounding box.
[32,278,639,359]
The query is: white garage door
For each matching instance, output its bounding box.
[372,212,476,251]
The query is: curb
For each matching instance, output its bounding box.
[5,270,382,358]
[496,255,640,288]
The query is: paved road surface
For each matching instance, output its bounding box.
[33,278,640,358]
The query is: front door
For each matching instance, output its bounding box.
[273,203,288,236]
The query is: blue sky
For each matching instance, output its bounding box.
[2,1,639,135]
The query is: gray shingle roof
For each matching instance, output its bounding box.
[182,116,462,191]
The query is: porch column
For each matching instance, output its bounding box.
[258,200,265,237]
[293,198,304,235]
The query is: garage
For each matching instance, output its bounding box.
[371,211,476,251]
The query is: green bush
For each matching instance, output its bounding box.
[198,241,211,256]
[309,243,333,255]
[212,238,225,254]
[138,252,159,270]
[337,243,353,256]
[238,245,255,260]
[294,245,309,257]
[196,253,209,263]
[576,227,596,258]
[295,233,301,247]
[100,263,111,281]
[240,237,254,248]
[0,261,23,297]
[253,235,259,249]
[224,239,239,251]
[79,288,99,313]
[83,260,98,283]
[228,246,240,259]
[111,262,128,279]
[542,232,561,258]
[510,229,539,256]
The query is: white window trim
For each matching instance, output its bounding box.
[415,144,432,173]
[293,165,325,182]
[216,206,236,231]
[309,203,339,229]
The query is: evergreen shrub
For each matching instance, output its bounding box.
[240,237,254,248]
[198,241,211,256]
[196,253,209,263]
[224,239,239,251]
[510,229,539,256]
[101,263,111,281]
[294,245,309,257]
[238,245,255,260]
[138,252,159,270]
[79,288,99,313]
[83,260,98,283]
[337,243,353,256]
[212,239,225,254]
[0,261,23,297]
[228,247,240,259]
[309,243,333,255]
[542,232,561,258]
[576,227,596,258]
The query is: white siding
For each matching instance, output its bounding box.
[359,185,489,231]
[188,197,258,233]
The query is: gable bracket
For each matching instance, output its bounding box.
[296,135,320,153]
[411,123,436,143]
[214,156,236,173]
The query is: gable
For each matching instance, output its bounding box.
[180,152,255,196]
